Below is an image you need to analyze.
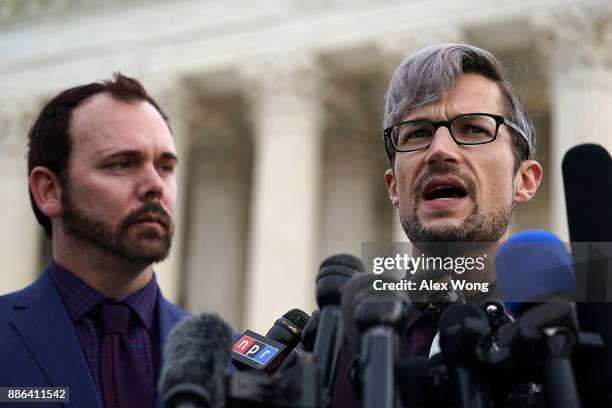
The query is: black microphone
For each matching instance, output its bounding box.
[337,273,408,407]
[396,356,431,408]
[265,308,310,374]
[438,303,492,408]
[276,309,319,373]
[340,273,389,355]
[353,288,410,408]
[563,143,612,243]
[563,143,612,406]
[231,308,309,374]
[158,313,232,408]
[480,298,514,339]
[266,308,310,347]
[266,309,310,374]
[313,254,364,406]
[300,309,320,353]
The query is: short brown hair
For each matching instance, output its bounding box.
[27,73,171,238]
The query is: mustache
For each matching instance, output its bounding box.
[413,162,477,199]
[121,202,172,230]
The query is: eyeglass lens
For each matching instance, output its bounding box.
[393,114,497,151]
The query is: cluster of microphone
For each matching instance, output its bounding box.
[157,143,612,407]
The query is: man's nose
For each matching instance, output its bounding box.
[424,126,461,165]
[137,165,165,201]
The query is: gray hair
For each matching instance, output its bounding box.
[383,43,535,171]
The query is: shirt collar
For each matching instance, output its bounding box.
[48,259,158,331]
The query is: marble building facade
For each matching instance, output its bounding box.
[0,0,610,332]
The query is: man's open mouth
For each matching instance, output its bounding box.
[422,178,469,201]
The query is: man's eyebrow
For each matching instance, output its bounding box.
[102,150,179,164]
[397,116,430,123]
[160,152,179,163]
[104,150,142,160]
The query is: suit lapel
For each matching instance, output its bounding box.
[10,271,102,408]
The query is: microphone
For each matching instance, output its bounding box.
[158,313,232,408]
[277,309,320,372]
[266,308,310,348]
[563,143,612,406]
[340,274,384,355]
[312,254,364,405]
[396,356,430,408]
[495,229,575,315]
[353,287,410,408]
[300,309,320,353]
[438,303,492,408]
[480,298,514,339]
[495,231,581,408]
[336,273,408,407]
[232,308,309,374]
[265,308,310,373]
[563,143,612,243]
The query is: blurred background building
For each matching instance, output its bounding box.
[1,0,610,332]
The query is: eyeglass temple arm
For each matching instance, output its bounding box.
[502,118,532,154]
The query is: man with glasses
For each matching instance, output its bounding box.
[333,43,542,406]
[383,44,541,247]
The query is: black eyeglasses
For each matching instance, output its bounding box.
[383,113,530,153]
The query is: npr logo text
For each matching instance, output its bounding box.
[232,335,279,366]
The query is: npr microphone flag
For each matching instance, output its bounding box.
[232,330,286,370]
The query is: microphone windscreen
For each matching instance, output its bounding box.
[266,309,310,344]
[438,302,486,334]
[158,313,232,405]
[282,308,310,330]
[562,143,612,242]
[495,230,575,315]
[320,253,365,272]
[316,254,364,308]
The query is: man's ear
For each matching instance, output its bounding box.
[29,166,63,218]
[384,168,400,209]
[513,160,543,203]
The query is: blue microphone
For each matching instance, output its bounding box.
[495,229,575,315]
[495,230,581,408]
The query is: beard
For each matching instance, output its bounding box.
[61,183,173,264]
[400,163,514,243]
[401,202,514,243]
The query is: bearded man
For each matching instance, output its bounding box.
[0,74,188,408]
[333,43,543,407]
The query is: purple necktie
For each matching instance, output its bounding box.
[97,303,155,408]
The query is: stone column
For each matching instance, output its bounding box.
[533,3,612,240]
[150,82,192,304]
[181,91,252,330]
[321,69,393,257]
[0,100,41,294]
[242,54,323,332]
[322,127,392,255]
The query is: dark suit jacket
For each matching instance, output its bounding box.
[0,267,189,408]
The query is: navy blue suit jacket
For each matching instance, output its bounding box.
[0,267,189,408]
